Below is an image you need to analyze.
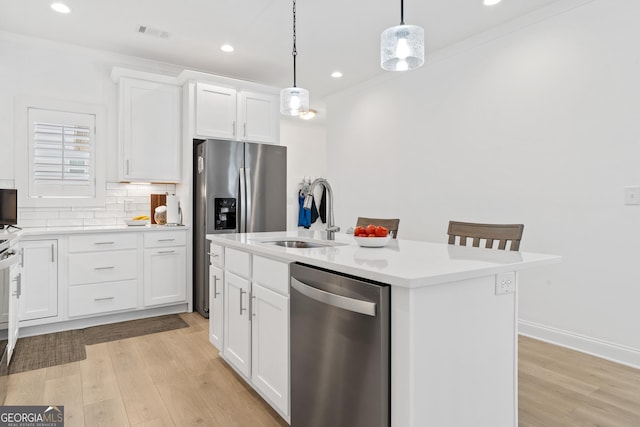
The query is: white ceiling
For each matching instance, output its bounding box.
[1,0,562,101]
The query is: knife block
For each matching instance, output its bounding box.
[150,194,166,225]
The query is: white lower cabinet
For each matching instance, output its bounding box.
[209,265,224,351]
[20,240,58,321]
[251,283,289,415]
[12,229,189,332]
[223,271,252,377]
[67,233,138,318]
[68,280,137,317]
[217,247,290,419]
[144,246,187,307]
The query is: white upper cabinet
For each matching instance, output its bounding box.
[238,91,279,144]
[117,76,182,183]
[195,83,237,140]
[194,82,279,144]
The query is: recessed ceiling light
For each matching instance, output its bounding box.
[331,71,343,78]
[299,109,317,120]
[220,44,234,53]
[483,0,502,6]
[51,2,71,14]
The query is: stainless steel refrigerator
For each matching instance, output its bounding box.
[193,139,287,317]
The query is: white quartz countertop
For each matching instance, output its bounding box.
[8,224,190,238]
[207,231,561,288]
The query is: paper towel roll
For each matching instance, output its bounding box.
[166,195,180,224]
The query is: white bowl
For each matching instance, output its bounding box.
[354,235,391,248]
[125,219,148,226]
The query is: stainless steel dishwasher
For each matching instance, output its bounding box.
[290,262,390,427]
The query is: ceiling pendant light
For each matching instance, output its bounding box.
[380,0,425,71]
[280,0,309,116]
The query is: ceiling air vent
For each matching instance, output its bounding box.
[137,25,170,40]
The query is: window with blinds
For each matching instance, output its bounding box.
[27,108,96,199]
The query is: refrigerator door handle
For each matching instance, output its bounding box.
[244,167,252,232]
[239,167,247,233]
[197,156,204,174]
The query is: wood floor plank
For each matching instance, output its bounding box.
[80,342,122,405]
[84,397,131,427]
[43,373,85,427]
[519,357,599,396]
[45,362,81,381]
[107,340,173,426]
[5,368,46,405]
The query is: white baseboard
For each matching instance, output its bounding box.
[519,320,640,369]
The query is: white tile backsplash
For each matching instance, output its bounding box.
[17,182,176,228]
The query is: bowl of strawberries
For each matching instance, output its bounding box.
[353,224,391,247]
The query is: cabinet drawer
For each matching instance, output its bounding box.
[68,280,137,317]
[68,250,137,285]
[252,255,289,296]
[144,231,186,248]
[209,242,224,267]
[68,233,137,253]
[225,248,250,278]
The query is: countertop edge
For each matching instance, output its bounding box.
[13,225,191,237]
[207,232,562,288]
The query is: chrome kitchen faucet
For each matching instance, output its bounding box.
[303,178,340,240]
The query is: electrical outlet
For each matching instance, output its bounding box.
[495,272,516,295]
[124,199,134,212]
[624,186,640,205]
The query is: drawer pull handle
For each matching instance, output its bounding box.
[158,250,175,254]
[94,266,115,270]
[95,296,115,301]
[158,238,175,242]
[213,275,221,297]
[207,252,219,258]
[94,242,115,245]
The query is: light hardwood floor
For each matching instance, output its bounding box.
[5,313,288,427]
[6,314,640,426]
[519,335,640,427]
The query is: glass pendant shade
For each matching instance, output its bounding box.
[380,24,425,71]
[280,87,309,116]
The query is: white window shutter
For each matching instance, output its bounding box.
[27,108,96,199]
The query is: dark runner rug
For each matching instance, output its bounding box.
[84,313,189,345]
[6,314,189,374]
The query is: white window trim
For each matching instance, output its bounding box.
[14,96,106,208]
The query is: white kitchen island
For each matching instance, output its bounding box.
[207,230,560,427]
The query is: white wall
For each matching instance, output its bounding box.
[280,119,328,231]
[326,0,640,367]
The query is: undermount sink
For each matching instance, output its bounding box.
[268,240,332,249]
